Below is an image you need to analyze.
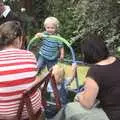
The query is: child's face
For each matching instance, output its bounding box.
[45,22,57,35]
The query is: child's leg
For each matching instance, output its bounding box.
[46,59,58,70]
[37,55,46,73]
[59,84,68,105]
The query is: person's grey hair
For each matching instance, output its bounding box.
[44,17,60,29]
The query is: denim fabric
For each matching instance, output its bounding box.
[47,81,69,105]
[59,82,68,105]
[37,55,57,71]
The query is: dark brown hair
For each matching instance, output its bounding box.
[81,33,109,64]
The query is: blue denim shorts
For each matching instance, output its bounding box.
[37,55,58,71]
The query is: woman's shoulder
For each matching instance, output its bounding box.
[87,56,119,76]
[17,49,33,54]
[96,56,116,66]
[14,49,36,58]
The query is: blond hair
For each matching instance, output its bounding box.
[44,17,60,29]
[52,64,65,84]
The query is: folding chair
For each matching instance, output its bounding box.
[16,69,61,120]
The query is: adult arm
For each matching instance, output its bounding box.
[74,77,99,109]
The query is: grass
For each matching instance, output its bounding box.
[40,63,89,89]
[39,63,89,102]
[59,63,89,89]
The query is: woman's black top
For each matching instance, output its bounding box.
[87,58,120,120]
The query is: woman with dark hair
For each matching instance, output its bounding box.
[0,21,42,120]
[50,33,120,120]
[81,34,109,64]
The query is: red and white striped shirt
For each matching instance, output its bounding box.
[0,48,42,119]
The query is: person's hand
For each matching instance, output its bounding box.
[35,32,44,38]
[66,81,72,86]
[72,62,77,70]
[74,93,81,102]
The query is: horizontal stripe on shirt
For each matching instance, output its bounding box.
[39,35,63,60]
[0,49,42,119]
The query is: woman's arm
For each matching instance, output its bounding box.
[74,77,99,109]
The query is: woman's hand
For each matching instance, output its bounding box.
[74,92,84,102]
[74,78,99,109]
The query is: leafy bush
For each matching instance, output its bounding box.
[5,0,120,57]
[72,0,120,55]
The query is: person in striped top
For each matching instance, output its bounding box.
[35,17,64,72]
[0,21,42,119]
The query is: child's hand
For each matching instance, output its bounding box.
[35,33,44,38]
[66,81,72,86]
[72,62,77,70]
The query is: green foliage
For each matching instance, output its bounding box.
[5,0,120,57]
[32,0,48,28]
[72,0,120,54]
[43,0,120,57]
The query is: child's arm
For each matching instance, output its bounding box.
[59,47,64,61]
[35,32,44,38]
